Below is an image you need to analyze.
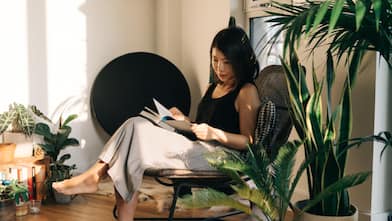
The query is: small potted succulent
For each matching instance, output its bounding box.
[0,180,29,218]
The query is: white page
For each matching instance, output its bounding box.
[153,98,173,119]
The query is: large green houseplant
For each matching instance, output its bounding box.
[34,114,79,203]
[280,51,371,217]
[262,0,392,217]
[180,0,391,218]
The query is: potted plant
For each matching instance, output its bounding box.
[179,140,304,221]
[261,0,391,219]
[280,51,369,220]
[0,103,51,136]
[0,180,29,218]
[34,114,79,204]
[0,183,16,221]
[0,103,50,158]
[179,1,391,219]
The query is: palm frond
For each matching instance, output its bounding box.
[233,185,280,220]
[178,188,252,214]
[268,0,392,66]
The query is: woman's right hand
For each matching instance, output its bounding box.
[191,123,219,141]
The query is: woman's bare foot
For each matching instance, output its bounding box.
[52,162,108,195]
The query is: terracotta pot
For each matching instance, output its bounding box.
[294,200,358,221]
[2,132,35,158]
[0,198,16,221]
[0,143,16,164]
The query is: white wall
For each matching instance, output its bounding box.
[156,0,230,118]
[0,0,156,172]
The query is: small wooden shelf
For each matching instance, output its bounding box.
[0,156,49,201]
[0,155,47,166]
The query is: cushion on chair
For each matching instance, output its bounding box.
[254,100,276,147]
[254,65,293,159]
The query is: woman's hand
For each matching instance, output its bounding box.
[191,123,221,141]
[169,107,187,121]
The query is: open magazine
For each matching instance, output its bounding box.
[139,98,196,140]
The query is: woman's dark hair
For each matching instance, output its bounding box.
[210,27,259,87]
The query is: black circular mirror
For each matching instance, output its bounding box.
[91,52,191,135]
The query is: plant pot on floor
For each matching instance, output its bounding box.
[53,189,73,204]
[0,143,16,164]
[294,200,358,221]
[0,198,16,221]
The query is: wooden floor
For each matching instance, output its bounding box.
[15,193,252,221]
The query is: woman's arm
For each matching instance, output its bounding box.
[192,83,261,150]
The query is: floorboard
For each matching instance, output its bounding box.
[15,193,251,221]
[14,178,293,221]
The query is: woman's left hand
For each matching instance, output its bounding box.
[191,123,218,141]
[169,107,186,121]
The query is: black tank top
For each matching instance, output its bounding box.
[195,83,241,134]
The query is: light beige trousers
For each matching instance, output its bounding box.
[99,117,220,201]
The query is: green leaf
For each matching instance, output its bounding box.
[179,188,252,214]
[339,190,350,215]
[34,123,52,138]
[326,51,335,119]
[329,0,345,33]
[306,80,324,152]
[273,142,297,195]
[321,148,341,215]
[272,141,299,219]
[372,0,382,31]
[63,138,80,146]
[62,114,78,128]
[15,104,35,136]
[336,77,352,176]
[233,185,280,220]
[0,112,14,133]
[312,1,331,33]
[305,7,318,33]
[301,172,370,214]
[355,0,366,31]
[288,141,313,201]
[58,154,71,164]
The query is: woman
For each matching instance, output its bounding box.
[53,26,261,221]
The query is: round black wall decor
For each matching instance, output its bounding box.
[91,52,191,135]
